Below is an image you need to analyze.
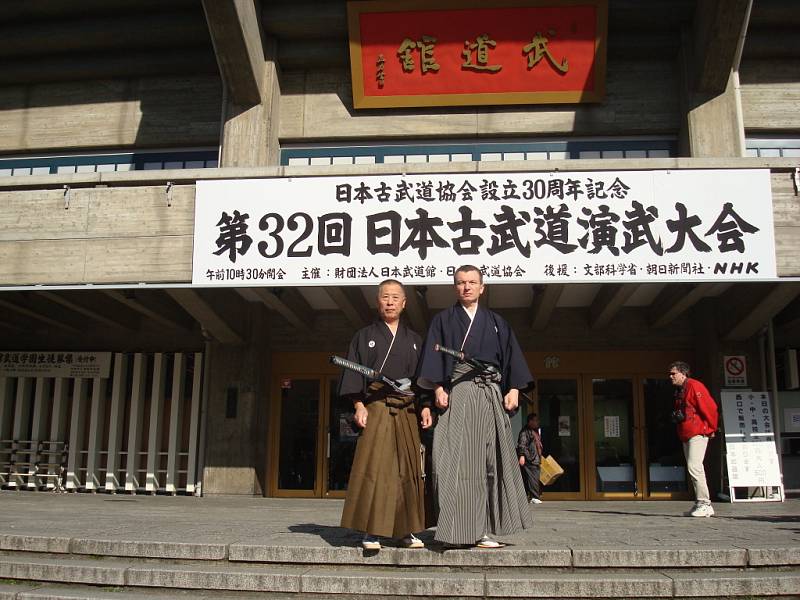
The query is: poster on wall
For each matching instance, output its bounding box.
[604,415,620,438]
[0,351,112,379]
[192,169,776,287]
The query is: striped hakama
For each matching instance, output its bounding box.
[432,363,532,545]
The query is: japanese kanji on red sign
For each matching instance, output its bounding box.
[347,0,607,108]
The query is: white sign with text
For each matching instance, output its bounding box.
[192,169,776,286]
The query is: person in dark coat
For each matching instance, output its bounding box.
[517,413,543,504]
[339,279,432,550]
[417,265,534,548]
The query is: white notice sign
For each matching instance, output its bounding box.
[720,391,783,501]
[604,415,620,438]
[725,442,782,487]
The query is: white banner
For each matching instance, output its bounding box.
[192,169,776,286]
[0,351,112,379]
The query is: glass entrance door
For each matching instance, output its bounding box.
[588,377,639,498]
[274,378,321,496]
[271,374,360,498]
[537,378,583,498]
[641,377,688,498]
[326,377,358,497]
[536,371,687,500]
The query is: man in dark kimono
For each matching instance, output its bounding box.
[339,279,432,550]
[417,265,534,548]
[517,413,543,504]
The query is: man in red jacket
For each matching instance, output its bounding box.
[669,361,719,517]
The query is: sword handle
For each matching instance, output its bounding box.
[433,343,465,361]
[329,355,378,380]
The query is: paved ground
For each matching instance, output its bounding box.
[1,491,797,552]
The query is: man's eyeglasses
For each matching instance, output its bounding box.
[668,371,680,376]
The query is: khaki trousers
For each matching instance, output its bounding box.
[683,434,711,505]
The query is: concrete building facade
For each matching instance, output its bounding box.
[0,0,798,502]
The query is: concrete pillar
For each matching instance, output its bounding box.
[678,1,751,158]
[692,299,725,500]
[203,0,281,167]
[202,303,270,495]
[219,36,281,167]
[686,72,746,158]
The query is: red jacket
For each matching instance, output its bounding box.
[675,378,719,442]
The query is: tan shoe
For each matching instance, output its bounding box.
[399,533,424,549]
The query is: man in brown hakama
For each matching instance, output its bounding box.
[339,279,432,550]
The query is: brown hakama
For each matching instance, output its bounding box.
[340,395,425,538]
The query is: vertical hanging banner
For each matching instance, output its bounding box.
[347,0,608,108]
[192,169,776,287]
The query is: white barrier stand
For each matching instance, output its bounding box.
[185,353,203,495]
[125,354,146,492]
[145,353,166,494]
[165,353,185,495]
[105,353,127,492]
[66,378,89,491]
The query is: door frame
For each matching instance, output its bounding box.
[268,352,343,498]
[583,372,643,500]
[266,351,692,500]
[526,351,692,501]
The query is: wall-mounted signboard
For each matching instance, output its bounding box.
[192,169,776,287]
[347,0,608,108]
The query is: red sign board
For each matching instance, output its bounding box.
[347,0,607,109]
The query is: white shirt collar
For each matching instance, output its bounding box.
[461,302,478,320]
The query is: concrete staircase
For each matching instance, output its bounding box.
[1,533,799,599]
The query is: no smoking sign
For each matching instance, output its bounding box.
[724,355,747,387]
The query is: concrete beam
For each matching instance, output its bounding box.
[325,286,373,330]
[0,12,209,59]
[530,284,564,331]
[404,285,430,335]
[648,283,732,328]
[249,287,313,332]
[103,290,194,331]
[0,317,29,334]
[721,282,800,341]
[775,295,800,331]
[0,0,198,22]
[166,289,243,344]
[589,284,639,329]
[693,0,751,94]
[0,48,218,85]
[35,290,138,332]
[202,0,264,106]
[0,295,82,334]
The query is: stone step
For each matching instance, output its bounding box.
[3,534,799,569]
[1,552,799,598]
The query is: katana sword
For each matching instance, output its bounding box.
[433,343,500,375]
[330,355,414,396]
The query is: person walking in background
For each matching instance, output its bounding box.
[669,361,719,518]
[338,279,432,550]
[517,413,543,504]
